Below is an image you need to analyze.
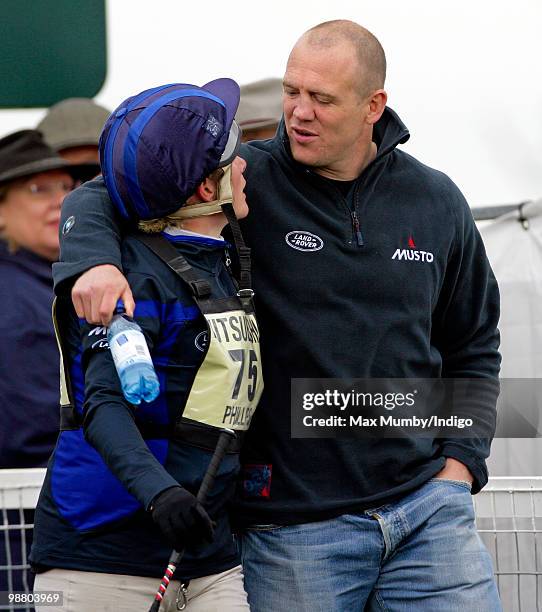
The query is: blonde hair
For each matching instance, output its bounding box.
[137,167,225,234]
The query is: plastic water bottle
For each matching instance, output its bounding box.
[107,301,160,404]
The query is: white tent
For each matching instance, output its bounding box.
[479,200,542,475]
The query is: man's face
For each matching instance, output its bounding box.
[283,40,372,180]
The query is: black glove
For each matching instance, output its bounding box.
[150,486,215,550]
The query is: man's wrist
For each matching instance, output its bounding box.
[435,457,474,484]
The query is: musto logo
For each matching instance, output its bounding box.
[392,248,434,263]
[285,230,324,252]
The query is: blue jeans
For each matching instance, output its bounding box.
[237,478,501,611]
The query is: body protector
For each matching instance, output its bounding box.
[138,229,263,431]
[50,222,262,532]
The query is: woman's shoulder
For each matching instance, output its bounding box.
[0,261,51,331]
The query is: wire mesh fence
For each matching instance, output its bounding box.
[0,470,541,611]
[0,469,44,612]
[475,477,542,612]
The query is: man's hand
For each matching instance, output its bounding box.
[71,264,135,326]
[435,457,473,484]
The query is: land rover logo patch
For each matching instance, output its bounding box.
[285,231,324,252]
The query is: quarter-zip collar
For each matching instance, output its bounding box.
[270,107,410,249]
[370,106,410,163]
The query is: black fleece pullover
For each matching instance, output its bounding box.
[53,107,500,527]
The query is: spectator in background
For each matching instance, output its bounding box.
[237,78,282,142]
[37,97,110,166]
[0,130,98,596]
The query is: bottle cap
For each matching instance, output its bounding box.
[114,299,125,315]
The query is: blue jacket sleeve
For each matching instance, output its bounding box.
[80,272,178,509]
[53,177,126,293]
[432,185,501,493]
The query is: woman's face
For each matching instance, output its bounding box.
[0,170,74,261]
[231,156,248,220]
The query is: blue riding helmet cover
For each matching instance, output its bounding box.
[99,79,241,222]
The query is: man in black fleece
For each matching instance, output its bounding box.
[53,20,502,612]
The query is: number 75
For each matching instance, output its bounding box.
[228,349,258,401]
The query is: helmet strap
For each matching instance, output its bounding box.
[166,164,233,221]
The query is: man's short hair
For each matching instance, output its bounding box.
[304,20,386,96]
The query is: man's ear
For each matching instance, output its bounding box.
[366,89,388,125]
[195,177,218,202]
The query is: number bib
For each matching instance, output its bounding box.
[182,299,263,431]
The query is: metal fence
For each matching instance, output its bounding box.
[0,469,44,612]
[1,470,541,611]
[475,477,542,612]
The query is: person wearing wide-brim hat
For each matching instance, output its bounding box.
[31,80,261,611]
[0,129,99,259]
[0,129,99,596]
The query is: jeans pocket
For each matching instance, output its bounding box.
[429,477,472,491]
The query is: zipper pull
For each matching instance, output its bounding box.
[224,247,232,269]
[351,211,364,246]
